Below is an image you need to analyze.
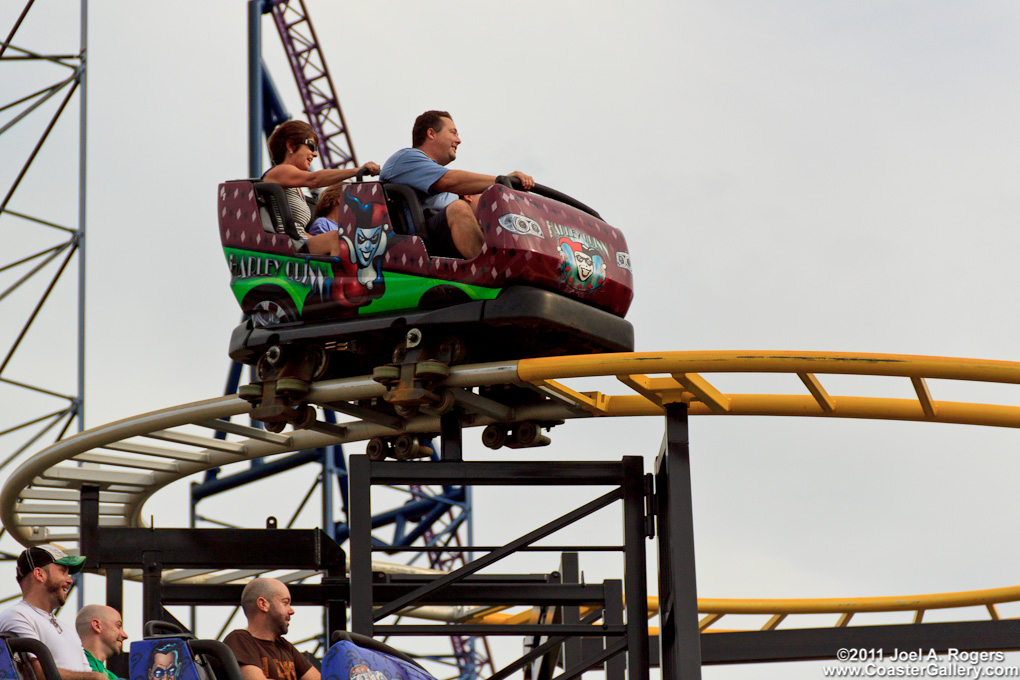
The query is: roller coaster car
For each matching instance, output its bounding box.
[218,175,634,379]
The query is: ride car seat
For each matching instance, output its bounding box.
[323,631,435,680]
[129,635,242,680]
[0,633,62,680]
[379,183,424,237]
[252,182,309,253]
[0,634,18,680]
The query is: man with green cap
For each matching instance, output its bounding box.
[0,545,107,680]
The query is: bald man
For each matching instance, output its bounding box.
[75,605,128,680]
[223,579,318,680]
[0,545,107,680]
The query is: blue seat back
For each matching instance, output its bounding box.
[0,634,63,680]
[322,638,435,680]
[0,638,19,680]
[129,639,201,680]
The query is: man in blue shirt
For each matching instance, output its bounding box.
[381,110,534,258]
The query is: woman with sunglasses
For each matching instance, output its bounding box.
[264,120,379,256]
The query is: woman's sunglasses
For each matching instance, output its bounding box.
[302,138,318,153]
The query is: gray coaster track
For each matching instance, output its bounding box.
[0,360,570,548]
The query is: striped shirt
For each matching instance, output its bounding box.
[284,187,311,239]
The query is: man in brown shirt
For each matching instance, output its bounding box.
[223,579,318,680]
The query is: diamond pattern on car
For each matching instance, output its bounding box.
[218,180,634,317]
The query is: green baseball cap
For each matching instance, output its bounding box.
[16,544,86,579]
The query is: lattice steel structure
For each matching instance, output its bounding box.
[267,0,357,170]
[0,1,86,531]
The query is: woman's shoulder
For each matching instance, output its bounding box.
[262,163,307,186]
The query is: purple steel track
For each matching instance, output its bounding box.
[269,0,357,169]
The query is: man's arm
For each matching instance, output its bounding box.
[223,635,268,680]
[432,170,534,196]
[237,665,270,680]
[236,664,318,680]
[29,658,107,680]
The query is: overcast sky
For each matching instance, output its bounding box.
[3,2,1020,678]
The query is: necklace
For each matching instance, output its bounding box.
[24,602,62,634]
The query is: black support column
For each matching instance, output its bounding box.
[560,552,582,670]
[79,484,100,570]
[142,550,164,625]
[104,568,126,676]
[622,456,650,679]
[604,579,626,680]
[349,454,373,635]
[440,412,463,461]
[656,402,702,678]
[324,562,347,640]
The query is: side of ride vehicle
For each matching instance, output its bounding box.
[217,176,635,378]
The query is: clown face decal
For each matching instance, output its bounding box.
[329,192,390,308]
[342,193,389,289]
[574,250,594,281]
[558,237,606,292]
[355,225,385,268]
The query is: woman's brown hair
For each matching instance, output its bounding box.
[267,120,316,165]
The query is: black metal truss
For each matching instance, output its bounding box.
[348,453,652,680]
[79,488,347,642]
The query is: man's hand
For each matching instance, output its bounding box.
[359,162,381,176]
[508,171,534,191]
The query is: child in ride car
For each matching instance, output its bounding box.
[307,182,345,235]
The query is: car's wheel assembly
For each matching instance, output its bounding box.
[242,286,299,328]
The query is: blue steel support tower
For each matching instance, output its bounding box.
[202,4,490,678]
